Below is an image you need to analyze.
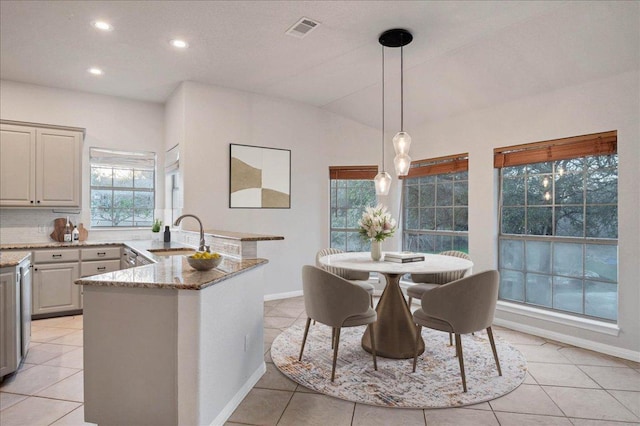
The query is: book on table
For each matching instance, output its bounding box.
[384,252,425,263]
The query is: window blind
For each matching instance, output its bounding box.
[401,153,468,179]
[329,165,378,180]
[494,131,617,168]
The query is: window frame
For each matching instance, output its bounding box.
[401,153,469,254]
[89,147,157,228]
[495,131,618,322]
[329,165,378,252]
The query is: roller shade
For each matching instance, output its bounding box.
[165,145,179,172]
[90,147,156,170]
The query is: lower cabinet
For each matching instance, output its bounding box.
[32,262,80,317]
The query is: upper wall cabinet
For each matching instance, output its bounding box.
[0,121,84,208]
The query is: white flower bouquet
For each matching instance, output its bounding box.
[358,204,397,242]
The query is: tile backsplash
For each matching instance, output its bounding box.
[0,209,154,244]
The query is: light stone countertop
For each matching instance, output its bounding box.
[0,241,123,250]
[0,251,31,268]
[0,240,268,290]
[75,255,267,290]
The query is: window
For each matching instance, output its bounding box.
[164,145,182,226]
[402,154,469,254]
[496,131,618,321]
[90,148,156,227]
[329,166,378,252]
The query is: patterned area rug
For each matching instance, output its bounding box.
[271,324,527,408]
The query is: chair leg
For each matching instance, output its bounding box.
[370,294,374,308]
[331,327,336,349]
[487,326,502,376]
[369,325,378,371]
[449,332,453,346]
[407,296,413,307]
[412,324,422,372]
[455,334,467,392]
[331,327,341,382]
[298,317,311,361]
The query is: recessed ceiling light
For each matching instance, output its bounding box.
[91,21,113,31]
[170,39,189,49]
[88,67,104,76]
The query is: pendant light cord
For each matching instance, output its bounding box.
[381,45,385,171]
[400,43,404,132]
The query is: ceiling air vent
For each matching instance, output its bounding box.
[285,17,320,38]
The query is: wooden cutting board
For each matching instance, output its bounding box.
[78,223,89,242]
[50,217,73,242]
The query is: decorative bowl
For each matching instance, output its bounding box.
[186,254,222,271]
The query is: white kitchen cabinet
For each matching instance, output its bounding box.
[80,247,121,277]
[0,269,19,377]
[0,121,84,208]
[32,248,80,318]
[0,255,31,378]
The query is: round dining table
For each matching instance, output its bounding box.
[318,252,473,359]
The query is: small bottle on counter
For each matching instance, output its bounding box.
[72,226,80,243]
[164,225,171,242]
[64,216,72,242]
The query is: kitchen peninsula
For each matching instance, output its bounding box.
[72,233,281,426]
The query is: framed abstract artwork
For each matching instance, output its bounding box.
[229,144,291,208]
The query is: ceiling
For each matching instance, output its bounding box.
[1,1,638,130]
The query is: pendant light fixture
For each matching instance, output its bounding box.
[379,29,413,177]
[374,44,391,195]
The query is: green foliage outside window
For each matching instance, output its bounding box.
[499,155,618,321]
[90,166,155,227]
[330,179,377,252]
[402,171,469,254]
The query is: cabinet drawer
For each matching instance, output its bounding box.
[33,249,79,263]
[81,259,121,277]
[81,247,121,261]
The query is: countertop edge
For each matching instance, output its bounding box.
[0,251,32,268]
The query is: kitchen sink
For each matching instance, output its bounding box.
[147,248,197,256]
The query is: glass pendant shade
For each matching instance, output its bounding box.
[394,153,412,176]
[374,171,392,195]
[392,131,412,155]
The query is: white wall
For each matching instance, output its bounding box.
[167,81,380,296]
[400,70,639,358]
[0,80,165,243]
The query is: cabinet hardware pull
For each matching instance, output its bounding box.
[97,266,106,271]
[97,252,106,256]
[37,200,41,203]
[52,254,62,258]
[30,200,34,204]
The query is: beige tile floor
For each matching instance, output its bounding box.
[1,296,639,425]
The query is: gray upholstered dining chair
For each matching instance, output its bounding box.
[299,265,378,382]
[406,250,472,307]
[406,250,472,346]
[411,270,502,392]
[316,248,375,307]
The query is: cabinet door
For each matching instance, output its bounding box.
[0,124,36,206]
[20,261,32,355]
[36,128,82,207]
[32,262,80,315]
[0,270,19,377]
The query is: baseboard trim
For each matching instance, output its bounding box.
[209,361,266,426]
[494,317,640,362]
[264,290,303,301]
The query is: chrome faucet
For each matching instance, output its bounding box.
[174,214,207,252]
